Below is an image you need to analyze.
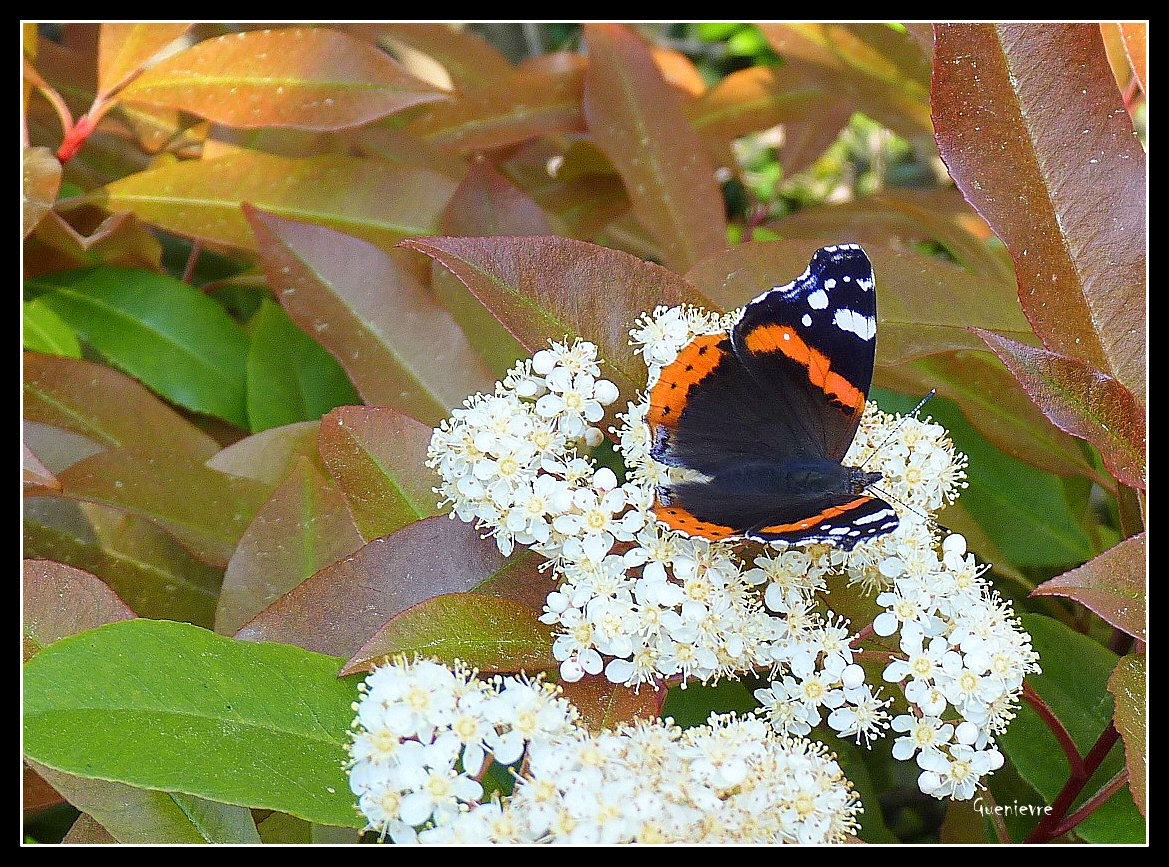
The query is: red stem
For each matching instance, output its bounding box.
[1022,681,1084,778]
[182,241,204,284]
[1025,725,1121,843]
[849,622,875,648]
[1048,768,1130,839]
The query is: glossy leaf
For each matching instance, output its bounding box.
[932,24,1146,405]
[1032,533,1145,641]
[1108,653,1146,816]
[760,23,933,139]
[24,764,64,814]
[23,146,61,238]
[974,330,1145,490]
[559,676,663,733]
[246,207,493,424]
[403,235,712,417]
[100,152,456,250]
[23,445,60,492]
[342,593,555,676]
[236,516,551,658]
[583,23,726,272]
[998,615,1142,843]
[23,352,220,459]
[23,299,81,358]
[215,457,364,635]
[62,814,117,844]
[685,239,1033,367]
[316,406,440,541]
[685,65,827,142]
[23,559,134,662]
[353,125,468,179]
[37,763,261,844]
[205,420,322,487]
[245,299,360,433]
[28,268,250,428]
[23,498,222,627]
[97,23,191,95]
[368,23,513,90]
[53,447,268,567]
[23,619,363,828]
[121,27,447,130]
[409,68,585,152]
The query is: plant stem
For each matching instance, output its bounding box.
[1024,724,1121,843]
[1022,681,1083,777]
[1048,768,1129,839]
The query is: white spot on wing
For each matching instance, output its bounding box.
[808,289,829,309]
[854,508,895,525]
[801,313,812,327]
[824,278,837,289]
[833,309,876,340]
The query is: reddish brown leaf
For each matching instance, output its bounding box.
[316,406,440,541]
[775,104,854,176]
[23,422,103,475]
[26,211,162,276]
[23,352,219,459]
[52,447,268,567]
[876,352,1113,489]
[1107,653,1146,816]
[62,814,118,844]
[559,676,664,733]
[23,498,223,627]
[120,27,448,130]
[97,23,191,95]
[205,420,322,487]
[443,161,552,237]
[246,207,493,424]
[932,24,1146,405]
[99,152,456,250]
[215,456,364,635]
[760,23,933,139]
[1032,533,1145,640]
[685,239,1034,367]
[410,67,585,152]
[23,444,59,492]
[650,46,706,97]
[582,23,726,272]
[342,592,555,676]
[353,126,469,180]
[23,559,135,661]
[685,65,828,142]
[366,23,513,90]
[24,764,64,814]
[23,147,61,239]
[974,329,1145,490]
[402,235,714,420]
[235,515,552,658]
[1119,23,1147,94]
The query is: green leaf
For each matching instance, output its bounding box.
[1107,653,1146,817]
[215,456,364,635]
[245,207,494,425]
[873,389,1093,568]
[98,152,456,251]
[33,762,261,844]
[23,619,363,828]
[1032,533,1145,641]
[582,24,727,271]
[23,352,220,459]
[23,498,224,628]
[316,406,440,540]
[236,516,551,658]
[932,24,1146,404]
[27,268,250,428]
[245,299,360,433]
[23,300,81,358]
[973,330,1146,491]
[998,615,1142,843]
[342,592,555,675]
[120,26,448,130]
[660,679,757,728]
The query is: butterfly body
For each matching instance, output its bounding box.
[649,244,898,550]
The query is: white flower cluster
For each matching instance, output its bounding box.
[348,657,862,844]
[875,533,1040,800]
[425,305,1038,803]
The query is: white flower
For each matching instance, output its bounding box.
[916,743,1004,801]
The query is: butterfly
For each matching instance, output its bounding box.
[648,244,898,550]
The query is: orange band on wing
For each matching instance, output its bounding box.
[647,334,728,430]
[755,497,872,534]
[653,498,740,541]
[742,324,864,413]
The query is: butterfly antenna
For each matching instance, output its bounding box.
[858,389,937,470]
[866,483,938,528]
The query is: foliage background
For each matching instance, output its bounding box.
[22,21,1146,844]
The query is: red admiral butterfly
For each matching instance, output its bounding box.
[649,244,898,550]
